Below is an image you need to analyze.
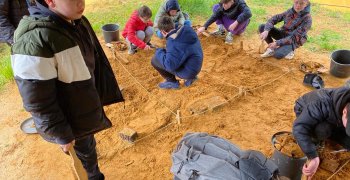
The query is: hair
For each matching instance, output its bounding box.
[220,0,233,4]
[36,0,48,7]
[138,5,152,18]
[157,16,175,33]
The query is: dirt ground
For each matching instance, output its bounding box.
[1,31,350,179]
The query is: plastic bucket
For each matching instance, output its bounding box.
[270,131,307,180]
[330,50,350,78]
[101,24,119,43]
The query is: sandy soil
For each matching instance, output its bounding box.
[0,32,349,179]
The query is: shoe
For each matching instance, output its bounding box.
[184,76,198,87]
[285,51,295,60]
[126,39,137,54]
[210,25,225,37]
[225,32,233,44]
[128,44,137,55]
[158,80,180,89]
[146,41,157,48]
[260,48,275,58]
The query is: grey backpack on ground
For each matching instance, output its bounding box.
[171,132,279,180]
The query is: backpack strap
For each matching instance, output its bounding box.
[238,150,279,180]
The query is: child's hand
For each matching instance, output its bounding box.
[144,45,152,50]
[260,31,269,40]
[302,157,320,178]
[196,27,205,35]
[268,42,278,49]
[228,21,238,31]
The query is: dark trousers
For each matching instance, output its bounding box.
[151,56,177,82]
[74,135,103,180]
[258,24,294,59]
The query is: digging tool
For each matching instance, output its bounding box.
[202,32,210,37]
[330,148,349,154]
[68,147,88,180]
[105,43,129,64]
[259,40,266,54]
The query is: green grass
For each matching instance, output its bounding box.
[246,6,267,34]
[306,30,342,52]
[0,44,13,89]
[345,13,350,22]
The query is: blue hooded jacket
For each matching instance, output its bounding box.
[155,25,203,79]
[166,0,180,12]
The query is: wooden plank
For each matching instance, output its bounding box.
[68,147,88,180]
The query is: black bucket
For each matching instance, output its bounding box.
[101,24,120,43]
[270,131,307,180]
[330,50,350,78]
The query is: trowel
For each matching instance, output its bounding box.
[330,148,349,154]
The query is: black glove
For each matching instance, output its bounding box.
[303,73,324,89]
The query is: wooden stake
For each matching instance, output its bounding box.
[240,41,244,50]
[259,40,266,54]
[68,147,88,180]
[202,32,210,37]
[176,110,181,124]
[115,51,129,64]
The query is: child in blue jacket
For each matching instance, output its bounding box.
[151,16,203,89]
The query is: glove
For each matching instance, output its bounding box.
[303,73,325,89]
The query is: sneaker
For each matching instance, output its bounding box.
[210,25,225,37]
[184,76,198,87]
[128,44,137,55]
[158,80,180,89]
[126,39,137,54]
[225,32,233,44]
[285,51,295,60]
[260,48,275,58]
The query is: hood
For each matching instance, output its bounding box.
[292,3,311,16]
[332,87,350,123]
[220,0,246,10]
[167,25,197,44]
[166,0,180,12]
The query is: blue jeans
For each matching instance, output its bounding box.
[259,24,295,59]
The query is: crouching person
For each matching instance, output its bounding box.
[196,0,252,44]
[293,87,350,178]
[154,0,191,39]
[151,16,203,89]
[122,5,155,54]
[259,0,312,60]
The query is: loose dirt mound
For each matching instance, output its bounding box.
[0,33,349,179]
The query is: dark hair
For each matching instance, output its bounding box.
[138,5,152,18]
[157,16,175,33]
[36,0,48,7]
[220,0,233,4]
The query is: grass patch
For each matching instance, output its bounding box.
[246,7,267,34]
[306,30,342,52]
[0,44,13,89]
[343,12,350,22]
[178,0,216,22]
